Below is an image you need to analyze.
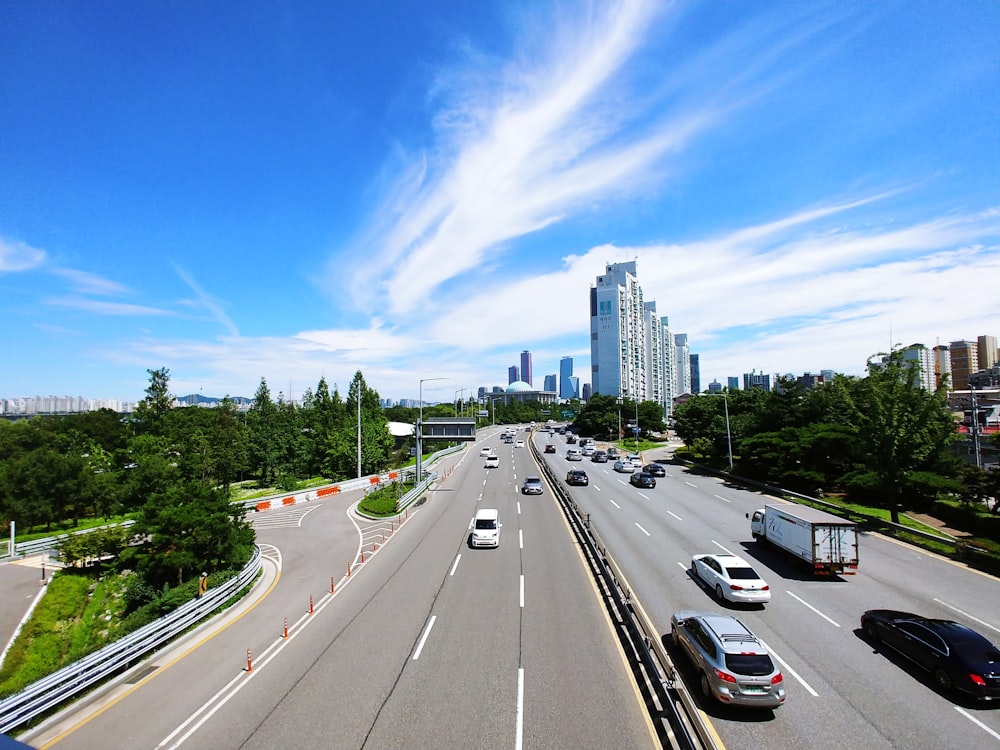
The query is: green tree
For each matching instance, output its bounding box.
[843,350,959,523]
[246,378,280,484]
[132,367,173,437]
[127,480,255,587]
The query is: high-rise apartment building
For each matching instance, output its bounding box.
[520,351,533,387]
[508,365,520,385]
[901,344,936,391]
[644,302,664,408]
[933,345,951,389]
[590,261,647,400]
[949,340,978,390]
[690,353,701,394]
[727,376,740,391]
[979,335,998,370]
[744,370,772,392]
[659,316,677,417]
[559,357,575,399]
[674,333,691,396]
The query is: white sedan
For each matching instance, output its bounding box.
[515,440,525,448]
[613,459,634,473]
[691,553,771,604]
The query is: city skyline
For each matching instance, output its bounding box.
[2,2,997,404]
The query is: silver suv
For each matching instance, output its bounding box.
[670,611,785,708]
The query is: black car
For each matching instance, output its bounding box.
[642,463,666,477]
[861,609,1000,700]
[544,444,556,453]
[566,469,589,486]
[629,472,656,488]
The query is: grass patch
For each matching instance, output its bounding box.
[358,481,414,517]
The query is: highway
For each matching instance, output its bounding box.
[24,427,657,750]
[535,430,1000,749]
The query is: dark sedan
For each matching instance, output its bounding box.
[629,471,656,488]
[642,463,666,477]
[544,444,556,453]
[566,469,589,486]
[861,609,1000,700]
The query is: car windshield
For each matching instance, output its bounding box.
[475,519,497,529]
[725,568,761,580]
[724,653,775,676]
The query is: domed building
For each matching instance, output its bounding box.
[498,380,556,405]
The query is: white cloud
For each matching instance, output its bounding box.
[0,237,46,272]
[51,268,130,296]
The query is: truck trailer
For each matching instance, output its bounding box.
[747,503,858,575]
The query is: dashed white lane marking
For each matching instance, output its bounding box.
[685,481,697,488]
[713,494,730,503]
[757,637,818,697]
[608,498,621,509]
[668,511,683,521]
[520,575,525,608]
[786,591,841,627]
[635,523,651,536]
[412,615,436,660]
[449,555,461,576]
[934,598,1000,634]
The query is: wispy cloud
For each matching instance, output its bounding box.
[44,296,174,317]
[0,237,46,272]
[172,264,240,337]
[51,267,130,296]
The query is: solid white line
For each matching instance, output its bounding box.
[412,615,437,660]
[934,598,1000,634]
[515,668,525,750]
[635,522,651,536]
[449,554,461,576]
[520,575,525,608]
[519,529,524,549]
[668,511,683,521]
[685,481,697,488]
[786,591,841,627]
[758,638,818,696]
[955,706,1000,741]
[713,494,730,503]
[608,498,621,509]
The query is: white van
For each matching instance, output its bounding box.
[471,509,501,548]
[485,455,500,468]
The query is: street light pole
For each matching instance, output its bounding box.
[721,392,733,470]
[417,377,448,484]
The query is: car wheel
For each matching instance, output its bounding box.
[715,584,726,602]
[933,668,953,692]
[700,673,713,701]
[862,620,880,643]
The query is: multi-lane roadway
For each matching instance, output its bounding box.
[537,429,1000,749]
[23,427,656,750]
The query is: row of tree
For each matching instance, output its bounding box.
[671,349,1000,522]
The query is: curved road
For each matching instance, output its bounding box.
[24,427,657,750]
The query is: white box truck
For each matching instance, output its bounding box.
[747,504,858,576]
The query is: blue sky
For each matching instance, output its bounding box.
[2,1,998,405]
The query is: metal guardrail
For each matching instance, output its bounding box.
[0,547,263,735]
[531,441,712,750]
[3,521,137,559]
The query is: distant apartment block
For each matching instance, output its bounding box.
[743,370,772,392]
[901,343,936,391]
[727,376,740,391]
[543,374,557,392]
[581,382,592,401]
[590,261,647,401]
[949,340,978,390]
[979,335,999,370]
[690,353,701,394]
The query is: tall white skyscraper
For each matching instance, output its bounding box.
[590,261,647,400]
[674,333,691,396]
